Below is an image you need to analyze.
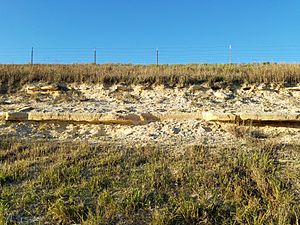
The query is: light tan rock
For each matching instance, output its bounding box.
[112,85,133,92]
[26,84,61,95]
[0,112,6,120]
[188,85,207,92]
[203,112,300,123]
[257,83,268,90]
[4,111,159,125]
[40,85,59,91]
[26,85,40,92]
[213,90,233,100]
[139,113,160,122]
[202,112,237,122]
[239,113,300,121]
[18,106,34,112]
[286,87,300,91]
[158,112,202,121]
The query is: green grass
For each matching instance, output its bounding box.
[0,139,299,224]
[1,63,300,93]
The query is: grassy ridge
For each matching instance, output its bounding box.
[0,140,299,224]
[1,63,300,92]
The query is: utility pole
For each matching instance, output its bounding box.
[229,45,232,64]
[156,48,159,65]
[31,47,34,65]
[94,48,97,64]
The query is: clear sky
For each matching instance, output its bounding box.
[0,0,300,64]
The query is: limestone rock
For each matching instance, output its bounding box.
[202,112,237,122]
[286,87,300,91]
[239,113,300,121]
[112,85,133,92]
[6,112,29,121]
[26,85,40,92]
[157,112,202,121]
[26,84,64,95]
[1,100,12,105]
[40,85,59,91]
[18,106,34,112]
[257,83,269,91]
[0,112,6,120]
[213,90,233,100]
[4,111,160,125]
[188,85,208,93]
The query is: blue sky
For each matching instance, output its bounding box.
[0,0,299,64]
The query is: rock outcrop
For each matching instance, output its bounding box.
[202,111,300,123]
[4,112,160,125]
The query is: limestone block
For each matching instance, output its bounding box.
[202,112,237,122]
[158,112,202,121]
[40,85,59,91]
[112,85,133,92]
[213,90,233,100]
[0,112,6,120]
[26,85,40,92]
[140,113,160,122]
[6,112,28,121]
[188,85,207,92]
[286,87,300,91]
[26,84,63,95]
[239,113,300,121]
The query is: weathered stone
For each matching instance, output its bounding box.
[1,100,12,105]
[18,106,34,112]
[203,112,300,123]
[3,110,300,125]
[0,112,6,120]
[257,83,268,90]
[188,85,208,92]
[202,112,237,122]
[4,111,160,125]
[213,90,233,100]
[40,85,59,91]
[286,87,300,91]
[139,113,160,122]
[6,112,29,121]
[26,84,66,95]
[112,85,133,92]
[239,113,300,121]
[26,85,40,92]
[157,112,202,121]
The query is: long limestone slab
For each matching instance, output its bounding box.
[202,111,300,122]
[3,111,300,125]
[239,113,300,121]
[5,112,160,125]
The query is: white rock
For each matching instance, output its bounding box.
[213,90,233,100]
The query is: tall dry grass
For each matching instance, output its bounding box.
[0,63,300,93]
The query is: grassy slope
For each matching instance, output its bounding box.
[0,139,299,224]
[1,63,300,93]
[1,64,300,224]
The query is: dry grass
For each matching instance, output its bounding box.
[1,63,300,93]
[0,139,299,224]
